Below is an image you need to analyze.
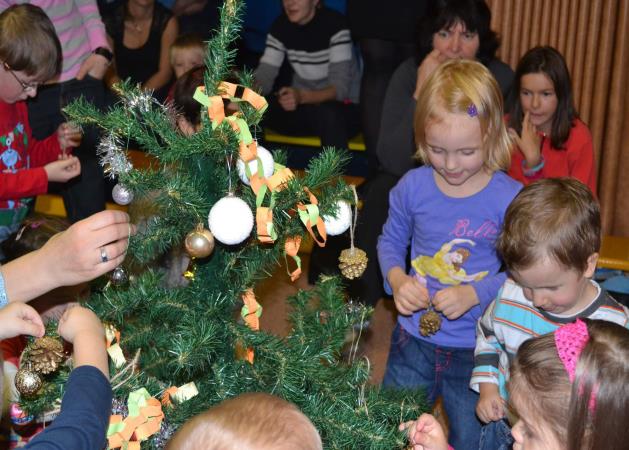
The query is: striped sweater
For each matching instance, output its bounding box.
[470,278,629,399]
[254,7,359,104]
[0,0,109,82]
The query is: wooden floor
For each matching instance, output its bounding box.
[255,250,397,385]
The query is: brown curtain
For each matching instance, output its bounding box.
[487,0,629,236]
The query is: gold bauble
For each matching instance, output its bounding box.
[419,310,442,337]
[338,248,368,279]
[184,228,215,259]
[15,369,42,396]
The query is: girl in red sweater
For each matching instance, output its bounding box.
[507,46,596,193]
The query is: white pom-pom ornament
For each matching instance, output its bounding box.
[236,145,274,185]
[208,195,254,245]
[322,200,352,236]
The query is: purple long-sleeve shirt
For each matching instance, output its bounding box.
[378,166,522,348]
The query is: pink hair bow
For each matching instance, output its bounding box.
[554,319,597,413]
[555,319,589,382]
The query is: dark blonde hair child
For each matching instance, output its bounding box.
[471,178,627,450]
[166,392,323,450]
[170,33,205,79]
[405,319,629,450]
[0,4,61,81]
[377,59,522,449]
[509,319,629,450]
[497,176,600,274]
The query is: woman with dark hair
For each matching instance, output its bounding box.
[506,46,596,192]
[348,0,513,336]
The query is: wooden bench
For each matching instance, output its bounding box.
[598,235,629,272]
[264,129,366,152]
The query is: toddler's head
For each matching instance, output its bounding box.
[414,59,511,187]
[497,178,600,314]
[509,319,629,450]
[0,4,61,103]
[170,33,205,79]
[166,392,322,450]
[509,46,576,146]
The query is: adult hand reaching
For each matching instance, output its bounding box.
[0,210,136,303]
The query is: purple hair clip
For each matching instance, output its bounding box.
[467,103,478,117]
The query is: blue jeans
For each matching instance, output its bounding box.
[383,324,482,450]
[479,419,513,450]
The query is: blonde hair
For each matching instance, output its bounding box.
[170,33,205,64]
[414,59,511,172]
[166,392,323,450]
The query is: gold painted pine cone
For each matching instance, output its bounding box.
[419,310,442,337]
[338,248,368,280]
[28,336,65,374]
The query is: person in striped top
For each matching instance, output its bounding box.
[253,0,360,150]
[471,178,629,450]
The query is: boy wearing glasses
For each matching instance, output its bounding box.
[0,4,81,254]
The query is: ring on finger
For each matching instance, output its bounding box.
[100,246,109,263]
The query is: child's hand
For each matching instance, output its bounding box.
[400,413,449,450]
[57,122,82,151]
[432,285,479,320]
[477,383,505,423]
[44,156,81,182]
[508,111,542,168]
[37,210,136,287]
[278,87,300,111]
[0,303,45,340]
[388,268,429,315]
[57,306,104,344]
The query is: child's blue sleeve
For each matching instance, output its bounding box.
[24,366,112,450]
[377,177,413,294]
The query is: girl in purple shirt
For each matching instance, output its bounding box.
[377,59,521,450]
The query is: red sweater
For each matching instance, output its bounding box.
[508,119,597,194]
[0,100,62,209]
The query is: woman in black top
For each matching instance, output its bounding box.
[103,0,178,99]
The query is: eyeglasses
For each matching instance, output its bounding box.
[2,62,38,92]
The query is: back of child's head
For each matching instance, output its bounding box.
[414,59,511,172]
[0,4,61,81]
[497,177,600,274]
[508,46,577,148]
[170,33,205,77]
[166,392,323,450]
[509,319,629,450]
[173,66,205,128]
[419,0,499,64]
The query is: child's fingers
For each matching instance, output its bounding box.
[20,319,45,338]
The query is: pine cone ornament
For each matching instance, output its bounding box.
[28,336,65,374]
[338,248,368,279]
[419,310,442,337]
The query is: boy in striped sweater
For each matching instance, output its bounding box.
[253,0,360,150]
[470,178,629,450]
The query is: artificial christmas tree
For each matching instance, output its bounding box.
[18,1,427,447]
